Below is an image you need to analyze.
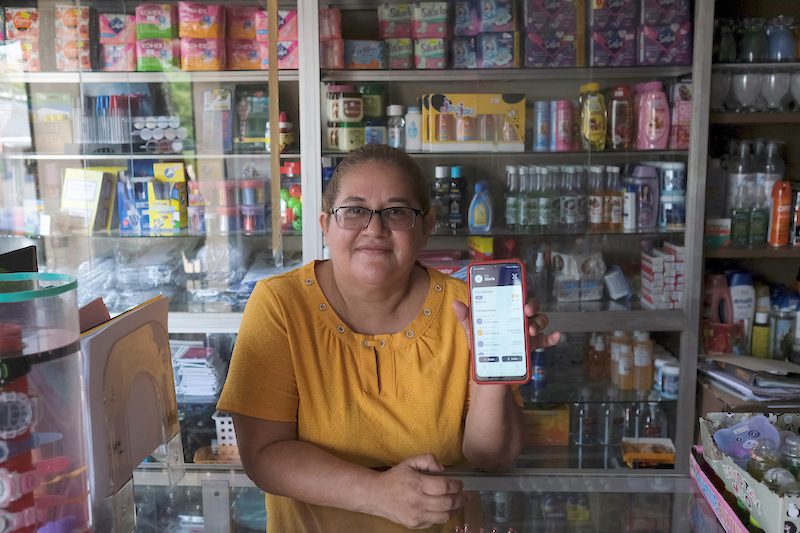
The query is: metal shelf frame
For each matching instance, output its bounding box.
[0,70,298,84]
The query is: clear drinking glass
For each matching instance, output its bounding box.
[738,18,769,63]
[761,71,791,111]
[711,71,732,111]
[717,20,738,63]
[791,71,800,110]
[731,72,763,111]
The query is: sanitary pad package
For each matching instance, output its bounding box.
[414,38,447,69]
[453,0,480,36]
[588,0,638,30]
[451,37,477,68]
[479,0,518,32]
[638,22,692,65]
[55,5,91,40]
[102,43,137,71]
[320,38,345,69]
[99,14,136,44]
[178,2,225,39]
[345,40,387,69]
[412,2,449,38]
[227,6,260,40]
[525,30,583,67]
[640,0,691,25]
[137,38,180,71]
[477,32,520,68]
[227,39,260,70]
[523,0,584,32]
[378,3,412,38]
[386,38,413,69]
[136,4,177,39]
[5,8,40,40]
[319,8,342,39]
[590,29,636,67]
[55,38,91,71]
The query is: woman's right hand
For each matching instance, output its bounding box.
[369,454,468,529]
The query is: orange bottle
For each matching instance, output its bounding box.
[768,181,792,247]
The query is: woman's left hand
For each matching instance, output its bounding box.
[452,296,560,351]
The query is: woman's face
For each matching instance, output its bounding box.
[320,160,433,286]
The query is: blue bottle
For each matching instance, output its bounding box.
[468,181,493,233]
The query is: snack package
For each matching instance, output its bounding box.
[478,0,517,33]
[414,38,446,69]
[590,29,636,67]
[55,38,92,71]
[638,23,692,65]
[525,30,583,67]
[451,36,477,68]
[258,40,299,69]
[255,9,298,42]
[523,0,584,32]
[411,2,449,38]
[135,4,177,39]
[137,38,180,71]
[227,6,260,40]
[178,2,225,38]
[378,3,412,39]
[319,8,342,39]
[227,39,260,70]
[320,38,345,69]
[55,5,90,40]
[5,39,40,71]
[477,31,519,68]
[640,0,691,25]
[344,40,387,69]
[453,0,480,36]
[180,38,225,71]
[5,8,39,40]
[588,0,638,30]
[99,14,136,44]
[102,43,137,71]
[386,38,413,69]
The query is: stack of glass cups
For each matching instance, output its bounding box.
[0,273,91,531]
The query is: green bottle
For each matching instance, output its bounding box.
[749,185,769,246]
[731,185,751,247]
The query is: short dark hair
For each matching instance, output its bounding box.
[321,145,430,214]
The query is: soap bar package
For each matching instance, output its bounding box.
[137,38,180,71]
[386,37,413,69]
[102,43,137,71]
[453,0,480,36]
[55,5,91,40]
[412,2,449,38]
[640,0,691,25]
[378,3,412,39]
[451,37,477,68]
[477,32,520,68]
[414,38,446,69]
[178,2,225,39]
[320,38,345,69]
[5,8,39,40]
[344,40,387,69]
[479,0,517,32]
[99,14,135,44]
[55,38,92,71]
[523,0,584,32]
[638,22,692,65]
[590,29,636,67]
[588,0,638,30]
[525,30,584,67]
[136,4,177,39]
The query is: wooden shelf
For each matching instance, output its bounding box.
[710,112,800,125]
[705,246,800,259]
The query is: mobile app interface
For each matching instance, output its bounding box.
[470,263,527,379]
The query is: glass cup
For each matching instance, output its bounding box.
[761,71,791,111]
[717,20,738,63]
[791,72,800,110]
[767,16,796,62]
[711,71,732,111]
[731,72,763,111]
[738,18,769,63]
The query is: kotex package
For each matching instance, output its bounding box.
[451,37,477,68]
[227,6,260,40]
[137,38,180,71]
[588,0,638,30]
[255,9,298,41]
[320,38,345,69]
[99,14,136,44]
[227,39,260,70]
[55,37,92,71]
[180,37,225,71]
[55,5,90,40]
[136,4,177,39]
[638,22,692,65]
[640,0,691,25]
[590,29,636,67]
[523,0,584,32]
[178,2,225,39]
[411,2,449,38]
[414,38,446,69]
[258,40,299,69]
[319,8,341,39]
[101,43,137,71]
[378,3,412,38]
[453,0,480,36]
[478,0,517,33]
[386,38,413,69]
[5,8,39,40]
[344,40,387,69]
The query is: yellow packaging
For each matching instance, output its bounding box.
[467,236,493,260]
[523,405,570,446]
[60,166,123,232]
[421,93,526,152]
[150,163,188,232]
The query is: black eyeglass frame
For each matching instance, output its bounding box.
[329,206,426,231]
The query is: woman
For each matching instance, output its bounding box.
[217,145,559,531]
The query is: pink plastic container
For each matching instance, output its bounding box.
[636,81,671,150]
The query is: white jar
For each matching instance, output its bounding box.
[405,105,422,151]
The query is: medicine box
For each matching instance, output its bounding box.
[61,167,120,233]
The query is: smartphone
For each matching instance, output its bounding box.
[467,259,530,384]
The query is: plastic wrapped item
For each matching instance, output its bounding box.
[137,38,180,71]
[102,43,137,71]
[604,265,632,300]
[453,0,480,36]
[477,32,520,68]
[55,38,92,71]
[181,38,225,71]
[590,29,637,67]
[411,2,449,38]
[319,8,342,39]
[478,0,517,32]
[638,23,693,66]
[378,3,412,38]
[135,4,177,39]
[99,14,136,44]
[227,6,260,40]
[525,30,582,68]
[55,5,91,40]
[178,2,225,39]
[588,0,638,30]
[524,0,583,32]
[451,37,477,68]
[344,40,386,69]
[414,38,446,69]
[386,38,412,69]
[4,8,40,39]
[320,38,345,69]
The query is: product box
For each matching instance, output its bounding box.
[320,38,345,69]
[258,40,299,69]
[344,40,387,69]
[523,405,570,446]
[378,3,412,39]
[255,9,298,42]
[414,38,446,69]
[453,0,480,36]
[477,32,520,68]
[467,236,494,260]
[523,0,585,32]
[478,0,517,32]
[227,39,259,70]
[5,8,39,40]
[588,0,639,30]
[137,39,180,71]
[180,38,225,71]
[524,30,584,68]
[99,14,135,44]
[421,93,526,152]
[590,29,636,67]
[319,8,342,39]
[150,163,188,232]
[55,38,92,71]
[101,43,137,71]
[451,37,477,68]
[704,218,731,248]
[669,79,692,149]
[227,6,260,40]
[117,176,151,234]
[61,167,119,233]
[700,413,800,533]
[135,4,177,39]
[4,39,40,72]
[411,2,449,38]
[638,22,693,65]
[386,38,413,69]
[178,2,225,39]
[31,93,74,153]
[197,88,233,153]
[641,0,691,25]
[55,5,91,40]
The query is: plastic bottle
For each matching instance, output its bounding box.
[726,142,756,214]
[547,167,561,230]
[386,104,405,149]
[527,165,541,229]
[609,331,628,386]
[448,166,467,230]
[633,331,654,392]
[504,165,519,230]
[757,140,785,206]
[623,184,637,231]
[780,433,800,477]
[404,105,422,151]
[747,440,782,482]
[571,387,599,446]
[468,181,493,234]
[600,387,626,446]
[456,114,475,142]
[729,272,756,348]
[618,342,634,390]
[768,180,792,247]
[792,192,800,247]
[588,166,605,231]
[533,251,548,302]
[538,167,552,229]
[560,166,578,228]
[730,184,752,247]
[751,310,770,358]
[749,184,770,246]
[517,166,532,229]
[636,81,671,150]
[638,393,669,438]
[432,165,450,231]
[579,83,607,151]
[576,166,588,230]
[607,85,634,151]
[604,166,623,232]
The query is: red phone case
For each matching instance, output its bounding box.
[467,259,531,385]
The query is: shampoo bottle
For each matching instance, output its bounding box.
[468,181,493,233]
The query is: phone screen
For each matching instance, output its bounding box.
[469,262,528,381]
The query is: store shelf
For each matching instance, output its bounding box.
[713,61,800,72]
[431,226,684,238]
[323,150,689,161]
[524,380,675,406]
[705,246,800,259]
[545,306,685,333]
[709,112,800,124]
[0,70,298,84]
[170,312,244,333]
[1,152,299,161]
[321,66,693,83]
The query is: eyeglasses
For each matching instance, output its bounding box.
[330,206,424,231]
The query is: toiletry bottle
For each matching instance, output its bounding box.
[769,180,792,247]
[404,105,422,151]
[749,184,770,246]
[579,83,606,151]
[729,271,756,348]
[730,184,752,247]
[636,81,671,150]
[468,181,493,233]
